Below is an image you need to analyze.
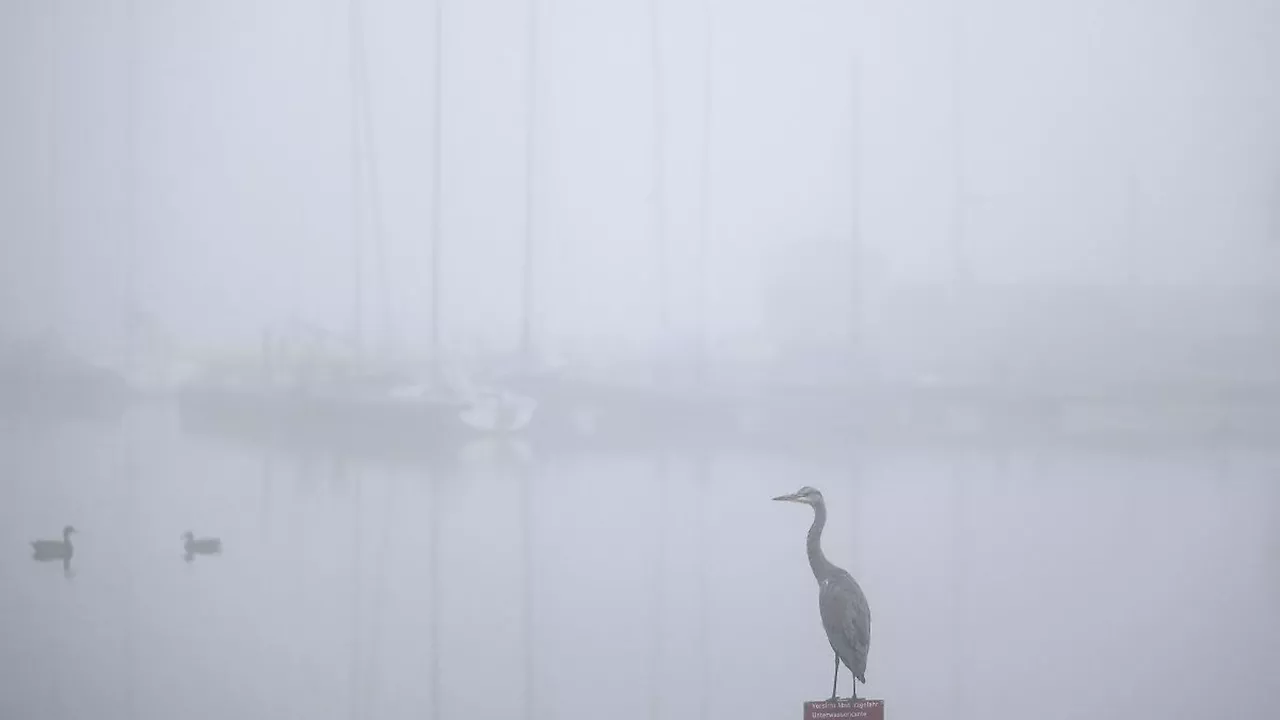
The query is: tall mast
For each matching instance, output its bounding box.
[649,0,669,339]
[47,1,63,335]
[519,0,539,364]
[848,53,863,370]
[343,0,391,359]
[123,0,139,371]
[346,0,366,357]
[430,1,445,376]
[350,0,391,357]
[696,0,714,384]
[950,3,968,286]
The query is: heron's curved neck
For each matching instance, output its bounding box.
[62,530,73,543]
[807,502,834,581]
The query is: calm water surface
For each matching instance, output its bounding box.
[1,407,1277,720]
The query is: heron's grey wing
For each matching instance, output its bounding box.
[819,575,871,681]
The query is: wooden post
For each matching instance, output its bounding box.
[804,699,885,720]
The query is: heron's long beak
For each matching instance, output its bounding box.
[772,493,799,502]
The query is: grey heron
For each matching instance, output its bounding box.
[182,531,222,562]
[774,486,871,701]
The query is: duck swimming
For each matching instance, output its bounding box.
[182,531,222,562]
[31,525,76,562]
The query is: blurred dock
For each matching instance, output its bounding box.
[173,364,1280,466]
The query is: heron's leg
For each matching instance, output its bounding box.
[829,654,839,700]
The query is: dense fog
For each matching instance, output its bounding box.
[1,1,1278,719]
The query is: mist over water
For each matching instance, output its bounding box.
[3,1,1280,719]
[2,411,1276,720]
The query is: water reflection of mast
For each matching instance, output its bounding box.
[118,426,140,715]
[290,453,313,710]
[522,462,536,720]
[363,475,398,716]
[648,455,670,720]
[695,453,711,720]
[429,473,441,720]
[347,464,364,720]
[949,470,966,718]
[260,452,274,541]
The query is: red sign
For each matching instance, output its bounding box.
[804,699,885,720]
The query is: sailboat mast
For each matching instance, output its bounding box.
[430,1,444,374]
[696,0,714,384]
[123,0,139,371]
[848,53,863,363]
[950,4,968,286]
[346,0,366,357]
[47,1,63,335]
[649,0,669,338]
[519,0,539,364]
[349,0,391,357]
